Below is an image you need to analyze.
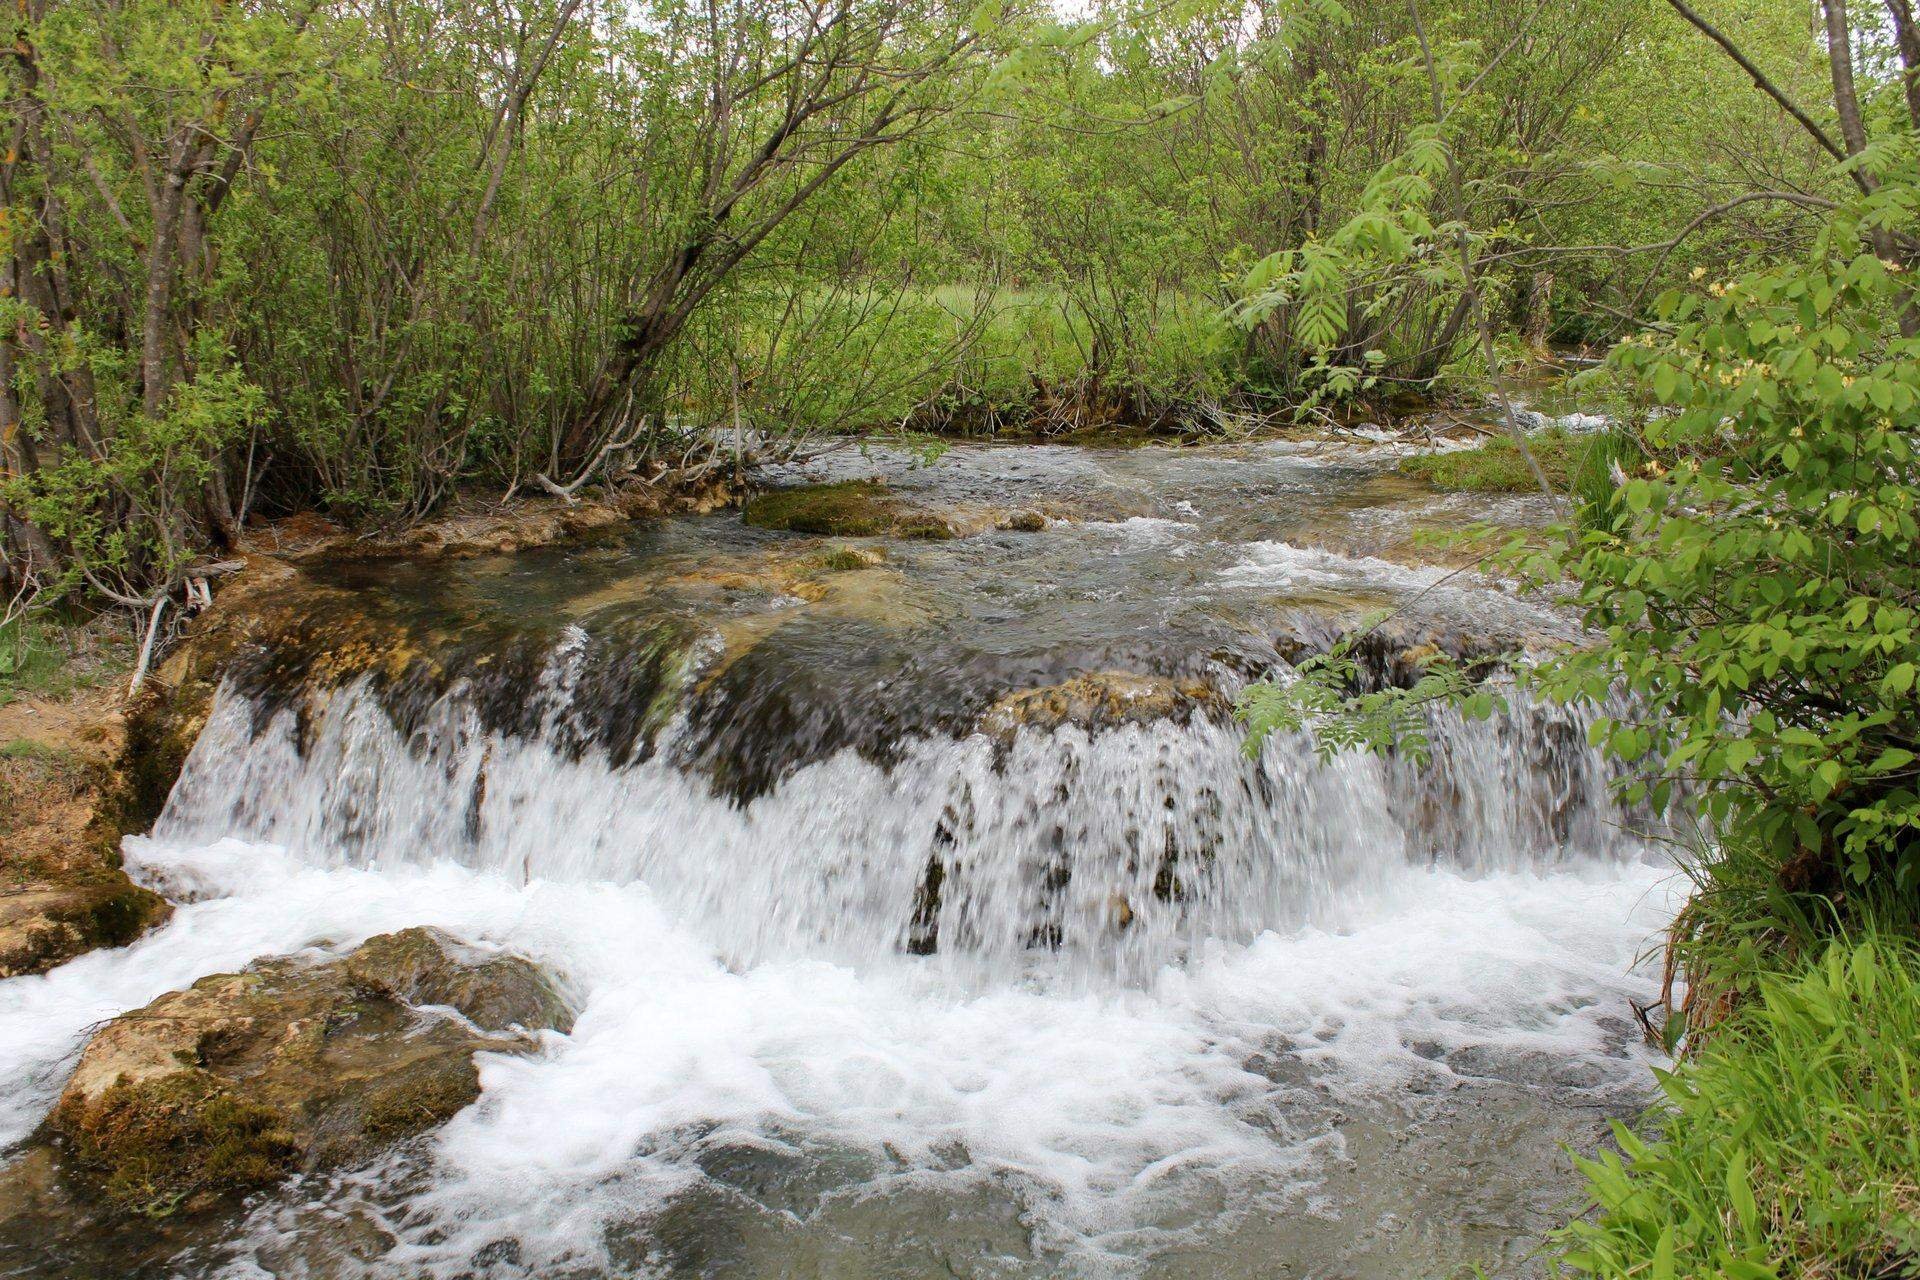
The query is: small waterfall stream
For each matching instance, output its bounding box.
[159,658,1639,984]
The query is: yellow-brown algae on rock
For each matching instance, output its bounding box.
[0,695,173,978]
[979,671,1226,739]
[0,883,172,981]
[47,927,571,1218]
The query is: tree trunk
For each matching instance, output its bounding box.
[1822,0,1916,335]
[141,161,194,419]
[1525,272,1554,354]
[1821,0,1874,168]
[1885,0,1920,134]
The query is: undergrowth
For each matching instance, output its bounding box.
[1555,928,1920,1279]
[0,614,134,705]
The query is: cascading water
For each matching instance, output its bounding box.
[0,434,1681,1279]
[156,658,1638,984]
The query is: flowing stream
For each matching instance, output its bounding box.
[0,416,1680,1278]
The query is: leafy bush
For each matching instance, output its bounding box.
[0,366,266,598]
[1529,231,1919,896]
[1251,218,1920,913]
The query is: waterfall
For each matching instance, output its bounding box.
[157,637,1648,983]
[0,440,1685,1279]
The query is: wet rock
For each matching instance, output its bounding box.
[0,881,171,980]
[1265,603,1550,693]
[744,480,958,539]
[995,509,1048,532]
[816,543,888,571]
[45,927,570,1217]
[0,696,173,977]
[980,671,1225,738]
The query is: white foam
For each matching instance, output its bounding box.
[1217,540,1460,593]
[1082,515,1196,544]
[0,837,1678,1275]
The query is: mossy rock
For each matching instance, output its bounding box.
[744,481,957,540]
[995,510,1048,533]
[816,544,888,572]
[48,927,571,1217]
[0,879,173,980]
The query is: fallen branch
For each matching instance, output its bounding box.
[127,592,170,700]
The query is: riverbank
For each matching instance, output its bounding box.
[0,632,170,981]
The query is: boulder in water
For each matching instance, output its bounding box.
[0,881,171,980]
[995,509,1048,532]
[745,480,959,539]
[45,927,571,1217]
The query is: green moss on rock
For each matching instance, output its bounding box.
[816,544,888,571]
[744,480,964,539]
[48,927,571,1216]
[744,481,899,535]
[57,1076,299,1217]
[0,879,173,980]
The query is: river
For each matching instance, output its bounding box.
[0,415,1680,1278]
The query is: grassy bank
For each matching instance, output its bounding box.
[0,616,134,708]
[1556,921,1920,1278]
[1397,427,1650,501]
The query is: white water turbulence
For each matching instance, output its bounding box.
[154,658,1644,983]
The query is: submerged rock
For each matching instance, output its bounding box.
[340,473,744,561]
[816,543,888,571]
[745,480,1052,541]
[44,927,570,1217]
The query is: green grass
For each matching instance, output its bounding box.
[0,738,76,763]
[0,614,134,705]
[1399,429,1585,493]
[1399,428,1648,515]
[1556,934,1920,1279]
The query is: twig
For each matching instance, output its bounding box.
[535,412,650,504]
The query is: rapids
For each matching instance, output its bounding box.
[0,418,1680,1279]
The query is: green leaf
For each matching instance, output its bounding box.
[1726,1148,1758,1239]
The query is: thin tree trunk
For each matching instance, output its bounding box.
[1821,0,1875,174]
[1821,0,1916,334]
[1888,0,1920,132]
[141,158,195,418]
